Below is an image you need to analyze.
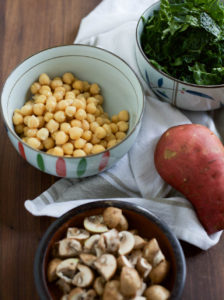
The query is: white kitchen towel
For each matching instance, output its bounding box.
[25,0,223,250]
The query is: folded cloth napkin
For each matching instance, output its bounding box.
[25,0,224,250]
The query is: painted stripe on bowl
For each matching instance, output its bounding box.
[77,158,87,177]
[56,157,66,177]
[37,153,45,172]
[99,151,110,171]
[18,142,26,160]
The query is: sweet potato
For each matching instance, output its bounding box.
[154,124,224,234]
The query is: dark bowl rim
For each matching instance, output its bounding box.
[34,199,186,300]
[136,1,224,89]
[1,44,145,160]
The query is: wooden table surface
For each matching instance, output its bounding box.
[0,1,224,299]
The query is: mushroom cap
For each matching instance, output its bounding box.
[79,253,97,267]
[56,258,79,283]
[120,266,141,297]
[149,260,170,284]
[67,227,90,240]
[58,238,82,258]
[84,234,101,253]
[134,235,147,250]
[72,264,94,287]
[117,255,133,269]
[47,258,62,282]
[94,254,117,281]
[116,215,128,231]
[103,207,122,228]
[68,287,85,300]
[118,231,135,255]
[143,239,164,266]
[83,289,97,300]
[56,278,72,294]
[103,229,120,253]
[93,276,105,296]
[144,285,170,300]
[84,215,108,233]
[102,280,124,300]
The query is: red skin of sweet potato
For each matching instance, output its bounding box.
[154,124,224,234]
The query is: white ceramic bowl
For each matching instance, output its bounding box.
[1,45,144,178]
[136,1,224,111]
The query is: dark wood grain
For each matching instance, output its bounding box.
[0,1,224,299]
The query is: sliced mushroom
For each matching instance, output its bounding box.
[134,235,147,250]
[83,289,97,300]
[93,276,106,296]
[56,258,79,283]
[94,235,106,257]
[129,229,138,235]
[131,297,146,300]
[117,255,133,269]
[116,215,129,231]
[120,266,141,298]
[102,229,120,253]
[103,207,122,228]
[84,215,108,233]
[67,228,90,241]
[61,295,69,300]
[118,231,135,255]
[57,238,82,258]
[94,254,117,281]
[72,264,94,287]
[68,287,85,300]
[136,257,152,278]
[47,258,62,282]
[136,282,147,297]
[102,280,124,300]
[149,260,170,284]
[80,253,97,267]
[56,278,72,294]
[129,250,143,266]
[84,234,101,253]
[143,239,165,267]
[144,285,170,300]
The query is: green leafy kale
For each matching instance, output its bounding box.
[141,0,224,85]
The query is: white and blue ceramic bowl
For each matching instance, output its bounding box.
[136,1,224,111]
[1,45,144,178]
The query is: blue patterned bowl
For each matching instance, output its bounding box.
[1,45,144,178]
[136,1,224,111]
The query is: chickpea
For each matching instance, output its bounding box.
[94,108,101,117]
[91,144,105,154]
[65,106,76,118]
[90,121,100,133]
[118,110,129,121]
[91,134,101,145]
[102,124,112,136]
[46,119,59,133]
[62,72,74,84]
[95,126,107,139]
[53,91,64,101]
[86,103,97,114]
[73,80,84,92]
[37,128,49,141]
[62,142,74,155]
[90,83,100,95]
[13,112,23,125]
[54,111,66,123]
[15,124,25,134]
[83,92,90,99]
[106,133,116,142]
[39,73,51,85]
[74,138,86,149]
[57,100,68,111]
[51,79,63,90]
[27,115,39,128]
[44,112,54,122]
[25,128,38,137]
[82,130,92,141]
[20,104,33,116]
[73,149,86,157]
[52,146,64,156]
[55,86,66,96]
[27,137,41,149]
[45,97,56,112]
[107,139,117,148]
[60,122,71,134]
[83,81,90,92]
[97,105,104,114]
[95,94,104,104]
[75,108,86,121]
[111,115,119,123]
[83,143,93,154]
[82,120,89,131]
[23,116,30,126]
[70,119,82,128]
[86,113,95,123]
[34,94,47,104]
[39,85,52,97]
[46,149,54,155]
[55,131,69,145]
[87,97,98,105]
[65,91,75,99]
[33,103,45,116]
[43,137,55,150]
[63,84,72,92]
[69,126,83,140]
[116,131,126,140]
[73,99,86,110]
[71,89,80,97]
[100,140,107,148]
[117,121,129,132]
[30,82,41,94]
[110,123,118,133]
[37,116,45,128]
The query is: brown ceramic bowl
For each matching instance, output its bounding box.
[34,200,186,299]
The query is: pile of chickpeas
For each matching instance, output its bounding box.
[12,73,129,157]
